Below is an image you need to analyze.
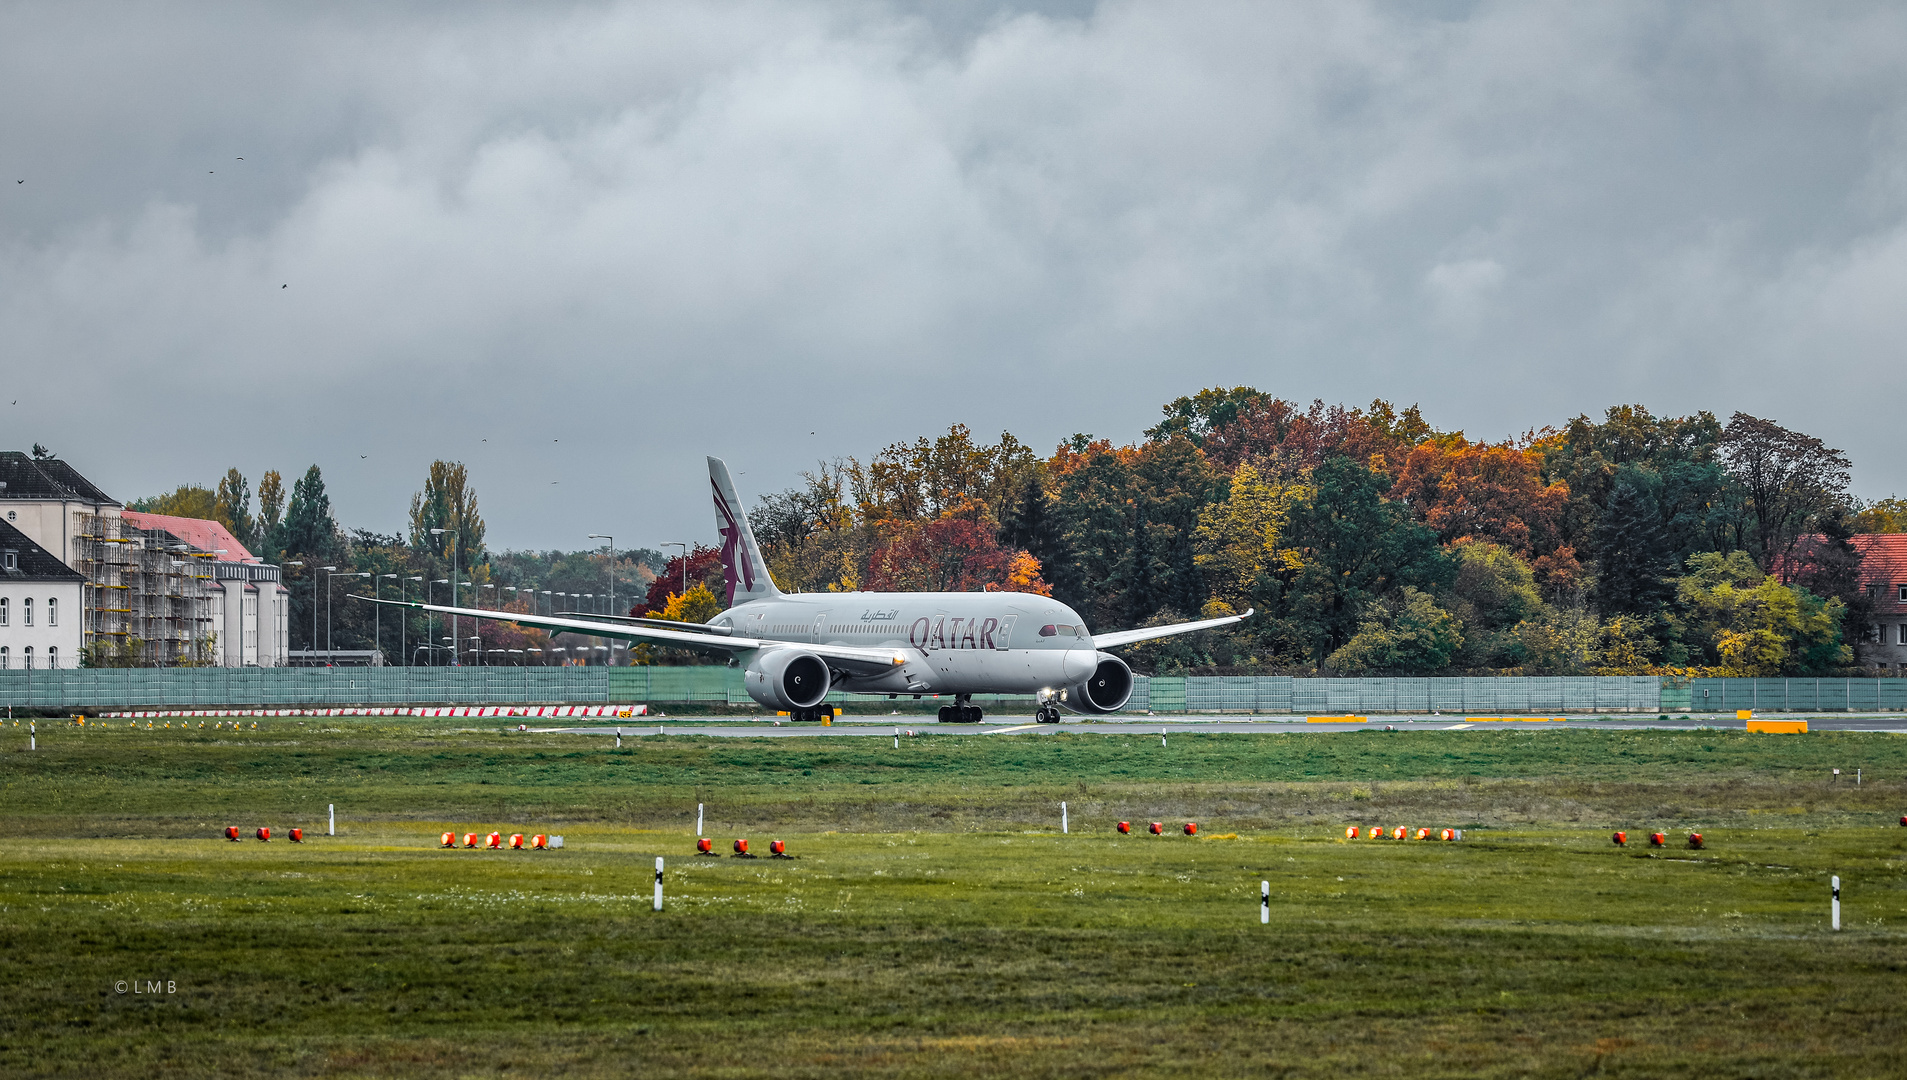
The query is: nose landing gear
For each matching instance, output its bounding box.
[1035,705,1062,724]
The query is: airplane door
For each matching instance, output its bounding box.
[812,612,828,643]
[995,615,1016,651]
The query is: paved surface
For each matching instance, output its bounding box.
[528,714,1907,737]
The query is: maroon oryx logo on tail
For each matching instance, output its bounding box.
[712,479,755,606]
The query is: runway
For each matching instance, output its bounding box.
[530,713,1907,737]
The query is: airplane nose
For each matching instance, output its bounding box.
[1063,648,1095,682]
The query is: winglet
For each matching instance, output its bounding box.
[708,457,783,607]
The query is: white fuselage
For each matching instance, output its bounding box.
[711,591,1100,697]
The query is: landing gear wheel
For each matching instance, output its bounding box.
[964,706,983,723]
[1037,706,1060,724]
[937,705,951,723]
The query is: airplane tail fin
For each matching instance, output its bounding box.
[708,457,783,607]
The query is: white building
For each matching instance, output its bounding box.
[0,517,84,670]
[1,452,289,667]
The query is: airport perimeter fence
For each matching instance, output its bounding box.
[5,666,1902,714]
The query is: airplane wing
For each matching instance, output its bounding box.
[348,596,906,672]
[1092,608,1253,650]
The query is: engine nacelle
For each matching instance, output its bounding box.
[1059,653,1134,714]
[743,649,832,711]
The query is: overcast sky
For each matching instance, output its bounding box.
[5,1,1906,552]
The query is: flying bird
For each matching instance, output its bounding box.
[360,455,368,459]
[14,180,21,184]
[281,284,287,289]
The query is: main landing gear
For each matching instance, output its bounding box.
[938,695,983,723]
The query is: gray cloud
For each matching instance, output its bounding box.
[5,1,1906,549]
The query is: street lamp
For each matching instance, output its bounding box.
[430,580,449,665]
[662,542,688,600]
[378,574,398,663]
[461,581,475,662]
[313,566,337,662]
[325,570,370,659]
[404,576,423,665]
[588,534,615,614]
[430,527,460,665]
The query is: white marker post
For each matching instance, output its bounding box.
[328,804,335,836]
[29,721,35,752]
[697,803,704,837]
[1160,728,1166,748]
[654,856,664,912]
[894,728,900,749]
[616,728,623,749]
[1261,880,1270,924]
[1832,875,1841,931]
[1061,801,1068,834]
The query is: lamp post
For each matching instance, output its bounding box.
[461,580,474,663]
[430,527,459,665]
[662,542,687,601]
[325,570,369,659]
[430,579,449,665]
[285,562,305,662]
[378,574,397,664]
[314,565,336,662]
[404,576,423,665]
[588,534,615,614]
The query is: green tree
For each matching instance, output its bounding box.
[408,461,487,567]
[1280,456,1452,664]
[257,470,286,556]
[1590,466,1676,616]
[1439,539,1545,668]
[1326,587,1463,674]
[1145,386,1270,445]
[215,469,256,552]
[1677,551,1849,674]
[129,484,217,519]
[281,465,338,560]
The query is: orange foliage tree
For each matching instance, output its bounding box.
[865,514,1052,595]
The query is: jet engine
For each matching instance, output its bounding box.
[743,649,832,711]
[1058,652,1134,714]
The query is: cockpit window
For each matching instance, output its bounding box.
[1038,624,1057,637]
[1038,623,1083,638]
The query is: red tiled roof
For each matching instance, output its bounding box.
[119,511,256,562]
[1851,534,1907,590]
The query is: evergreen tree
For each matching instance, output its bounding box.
[281,465,338,559]
[1590,466,1674,616]
[256,470,286,557]
[1282,456,1452,665]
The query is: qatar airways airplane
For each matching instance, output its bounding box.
[356,458,1249,723]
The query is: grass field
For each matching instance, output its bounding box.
[4,723,1907,1077]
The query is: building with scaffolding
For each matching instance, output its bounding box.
[0,452,289,667]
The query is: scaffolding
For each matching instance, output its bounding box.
[72,513,217,666]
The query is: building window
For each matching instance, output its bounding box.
[22,597,30,627]
[1868,624,1882,644]
[1898,624,1907,646]
[0,646,7,669]
[47,646,57,669]
[2,549,15,569]
[47,597,56,627]
[22,646,31,669]
[1899,584,1907,604]
[0,597,7,626]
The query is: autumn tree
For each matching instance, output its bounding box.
[1191,461,1306,613]
[129,484,217,519]
[637,545,725,615]
[1387,438,1566,559]
[1720,412,1853,571]
[408,460,486,567]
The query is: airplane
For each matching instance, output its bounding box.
[353,457,1249,724]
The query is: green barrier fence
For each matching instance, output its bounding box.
[3,667,1903,714]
